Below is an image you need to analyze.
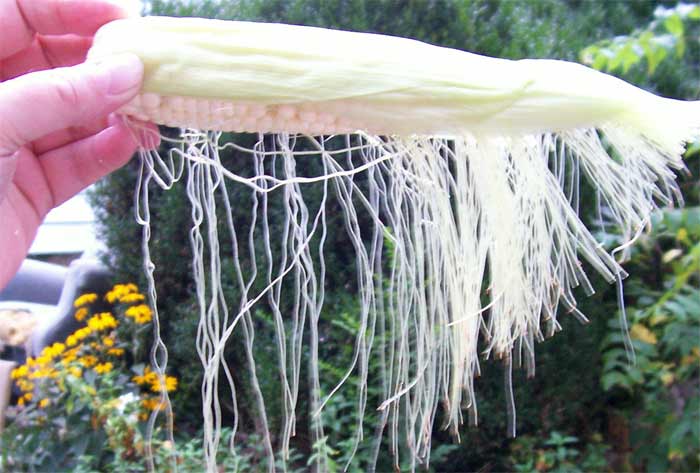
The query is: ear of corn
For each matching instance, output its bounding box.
[89,16,699,147]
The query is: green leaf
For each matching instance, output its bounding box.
[664,14,684,38]
[689,5,700,20]
[646,46,667,75]
[592,53,608,71]
[675,36,685,58]
[601,371,633,391]
[619,42,641,73]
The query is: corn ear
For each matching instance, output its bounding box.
[89,16,699,148]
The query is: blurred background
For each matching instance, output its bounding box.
[2,1,698,472]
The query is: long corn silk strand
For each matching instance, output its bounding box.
[92,16,700,473]
[132,124,691,471]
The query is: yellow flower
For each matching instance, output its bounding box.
[35,354,51,367]
[66,334,79,347]
[87,312,119,332]
[74,326,92,341]
[141,397,166,411]
[39,398,50,409]
[125,304,153,325]
[11,365,29,379]
[22,392,33,403]
[107,348,125,357]
[74,293,98,308]
[16,379,33,392]
[120,293,145,304]
[62,347,79,363]
[29,368,52,380]
[68,366,83,378]
[106,283,140,304]
[660,372,675,386]
[74,307,89,322]
[150,375,178,393]
[102,337,115,347]
[40,342,66,359]
[79,355,98,368]
[94,362,113,374]
[132,366,158,386]
[630,323,658,345]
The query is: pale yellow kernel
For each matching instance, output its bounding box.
[183,97,198,112]
[318,113,335,125]
[247,105,266,119]
[238,119,257,132]
[142,93,160,109]
[197,100,210,115]
[277,105,296,120]
[168,96,184,110]
[257,116,273,131]
[299,111,317,122]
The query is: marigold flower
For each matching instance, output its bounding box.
[125,304,153,325]
[40,342,66,359]
[120,293,145,304]
[66,334,78,347]
[16,379,33,392]
[132,366,158,386]
[74,327,92,341]
[62,347,79,363]
[102,337,115,347]
[106,283,140,304]
[107,348,125,357]
[73,293,98,308]
[141,397,166,411]
[74,307,89,322]
[35,354,51,367]
[88,312,119,331]
[11,365,29,379]
[79,355,98,368]
[94,362,113,374]
[39,398,50,409]
[68,366,83,378]
[150,375,178,393]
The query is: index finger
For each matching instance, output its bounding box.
[0,0,133,60]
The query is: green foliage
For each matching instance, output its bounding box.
[599,205,700,472]
[509,431,610,473]
[580,2,700,93]
[581,2,700,74]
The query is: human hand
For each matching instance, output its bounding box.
[0,0,154,288]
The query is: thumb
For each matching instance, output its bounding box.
[0,54,143,156]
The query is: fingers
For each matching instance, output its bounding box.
[0,0,131,59]
[1,35,93,81]
[0,54,144,156]
[37,118,147,206]
[31,119,110,156]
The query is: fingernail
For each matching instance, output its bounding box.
[95,53,143,97]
